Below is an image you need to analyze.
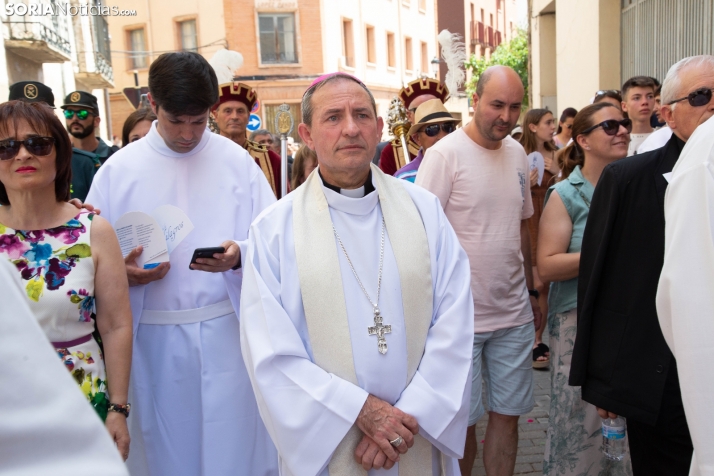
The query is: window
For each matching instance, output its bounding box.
[178,19,197,52]
[127,28,146,69]
[480,8,485,23]
[421,41,428,73]
[387,32,396,68]
[342,19,354,68]
[404,37,413,71]
[366,26,376,64]
[490,13,493,27]
[258,13,298,64]
[419,0,426,11]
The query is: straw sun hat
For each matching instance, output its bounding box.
[407,99,461,137]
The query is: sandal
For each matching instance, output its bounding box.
[532,343,550,369]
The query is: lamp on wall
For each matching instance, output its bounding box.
[430,57,441,78]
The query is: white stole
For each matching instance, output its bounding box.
[292,164,441,475]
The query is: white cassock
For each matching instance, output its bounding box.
[237,165,473,476]
[86,122,278,476]
[657,114,714,476]
[639,126,673,154]
[0,260,128,476]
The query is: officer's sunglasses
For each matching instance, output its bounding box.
[63,109,92,120]
[581,118,632,136]
[0,137,56,160]
[421,123,457,137]
[667,88,714,107]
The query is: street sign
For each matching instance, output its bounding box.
[252,99,260,114]
[247,114,262,132]
[123,87,150,109]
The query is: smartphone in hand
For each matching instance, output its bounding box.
[189,247,225,269]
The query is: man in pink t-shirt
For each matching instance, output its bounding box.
[416,65,542,476]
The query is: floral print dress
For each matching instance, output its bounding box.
[0,211,109,420]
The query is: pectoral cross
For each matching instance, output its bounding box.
[367,307,391,355]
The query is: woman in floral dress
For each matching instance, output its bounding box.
[538,103,633,475]
[0,101,132,460]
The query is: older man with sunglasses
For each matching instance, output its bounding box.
[656,56,714,476]
[395,99,460,183]
[570,55,714,476]
[62,91,118,167]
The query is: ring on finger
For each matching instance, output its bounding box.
[389,435,404,447]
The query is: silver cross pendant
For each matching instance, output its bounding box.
[367,307,391,355]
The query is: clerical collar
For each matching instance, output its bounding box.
[319,169,375,198]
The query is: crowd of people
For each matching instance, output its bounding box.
[1,50,713,476]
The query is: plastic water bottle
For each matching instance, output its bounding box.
[602,417,627,461]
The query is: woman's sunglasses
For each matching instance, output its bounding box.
[421,123,457,137]
[667,88,714,107]
[63,109,92,120]
[0,137,56,160]
[581,118,632,136]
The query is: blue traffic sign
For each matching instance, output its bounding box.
[247,114,262,132]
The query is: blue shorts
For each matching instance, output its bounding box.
[469,322,535,426]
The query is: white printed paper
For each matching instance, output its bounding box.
[528,151,545,186]
[114,212,169,268]
[151,205,194,254]
[114,206,194,268]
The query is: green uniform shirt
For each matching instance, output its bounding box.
[70,149,98,202]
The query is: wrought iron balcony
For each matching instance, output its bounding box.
[74,15,114,88]
[4,19,72,63]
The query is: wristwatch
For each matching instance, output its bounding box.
[528,289,540,300]
[108,402,131,418]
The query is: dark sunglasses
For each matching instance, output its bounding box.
[421,123,456,137]
[581,118,632,136]
[667,88,714,107]
[0,136,56,160]
[63,109,92,120]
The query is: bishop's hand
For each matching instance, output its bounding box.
[354,434,396,470]
[356,395,418,463]
[189,240,241,273]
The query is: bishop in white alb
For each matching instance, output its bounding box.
[86,122,278,476]
[239,164,474,476]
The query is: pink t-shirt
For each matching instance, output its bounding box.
[416,128,534,333]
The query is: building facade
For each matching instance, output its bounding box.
[223,0,439,141]
[105,0,226,139]
[530,0,714,117]
[436,0,518,121]
[1,0,115,139]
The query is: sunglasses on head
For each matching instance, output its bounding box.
[581,118,632,136]
[421,123,456,137]
[667,88,714,107]
[63,109,92,120]
[0,136,56,160]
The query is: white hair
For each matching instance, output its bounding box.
[661,55,714,107]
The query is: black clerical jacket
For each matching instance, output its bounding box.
[569,134,684,425]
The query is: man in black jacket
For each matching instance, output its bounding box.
[571,55,714,475]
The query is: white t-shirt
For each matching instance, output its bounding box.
[628,132,653,156]
[638,127,672,154]
[416,128,534,333]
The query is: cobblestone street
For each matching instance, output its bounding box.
[471,347,551,476]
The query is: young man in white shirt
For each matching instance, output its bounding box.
[621,76,656,155]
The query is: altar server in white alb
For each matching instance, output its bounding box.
[238,72,474,476]
[657,103,714,476]
[85,52,278,476]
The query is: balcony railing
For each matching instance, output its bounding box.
[94,51,113,82]
[469,21,485,46]
[4,19,72,62]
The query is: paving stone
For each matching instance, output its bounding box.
[516,453,544,464]
[514,463,535,473]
